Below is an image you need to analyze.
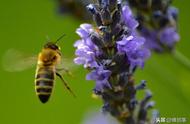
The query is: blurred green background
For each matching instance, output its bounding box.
[0,0,189,124]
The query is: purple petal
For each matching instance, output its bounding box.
[74,57,86,65]
[73,40,82,47]
[122,6,139,29]
[86,71,98,80]
[117,36,134,45]
[76,23,93,38]
[160,27,180,46]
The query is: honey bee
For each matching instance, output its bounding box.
[35,37,76,103]
[2,35,76,103]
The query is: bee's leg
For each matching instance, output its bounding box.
[56,72,76,97]
[56,68,73,77]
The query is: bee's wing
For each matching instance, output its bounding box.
[2,49,37,72]
[62,57,77,69]
[56,57,79,75]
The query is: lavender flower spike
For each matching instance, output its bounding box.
[74,0,154,123]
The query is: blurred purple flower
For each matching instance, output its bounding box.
[159,27,180,47]
[82,110,119,124]
[127,0,180,52]
[140,27,180,52]
[141,29,164,52]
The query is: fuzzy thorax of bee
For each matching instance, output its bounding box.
[37,42,62,66]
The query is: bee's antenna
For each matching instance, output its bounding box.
[46,35,50,41]
[55,34,66,44]
[45,35,51,44]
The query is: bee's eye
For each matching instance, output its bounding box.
[53,56,57,60]
[51,45,58,50]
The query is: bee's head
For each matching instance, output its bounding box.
[44,42,61,50]
[41,42,61,64]
[44,34,65,50]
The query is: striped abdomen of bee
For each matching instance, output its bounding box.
[35,65,56,103]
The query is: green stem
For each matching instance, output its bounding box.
[171,50,190,70]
